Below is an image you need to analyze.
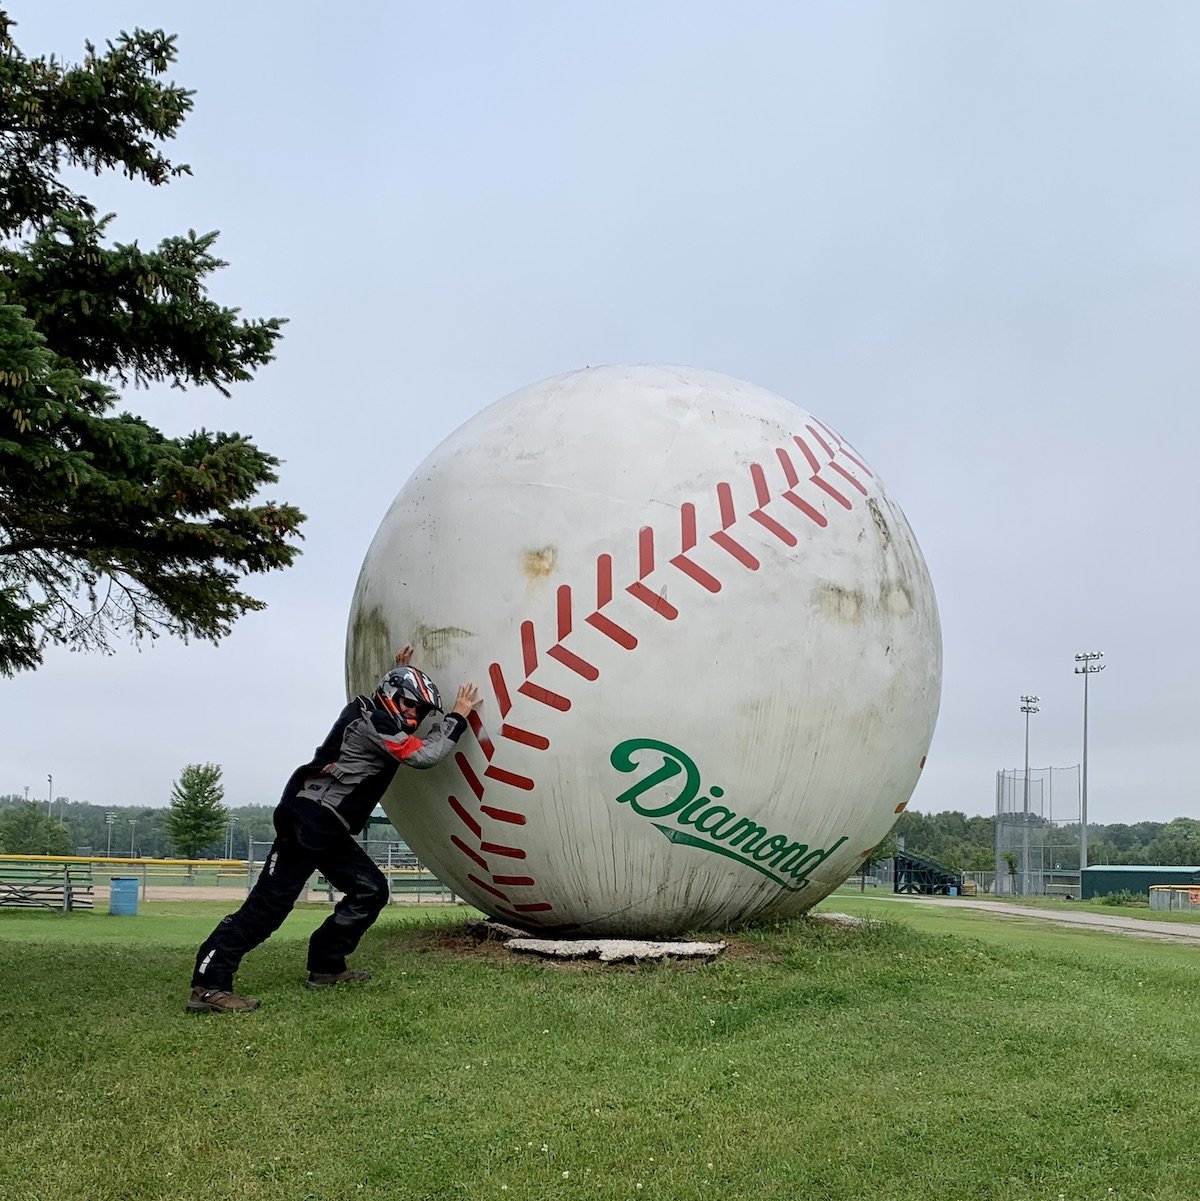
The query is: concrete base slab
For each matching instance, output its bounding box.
[509,937,727,962]
[466,919,726,962]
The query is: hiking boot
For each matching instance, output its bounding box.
[305,969,371,990]
[186,986,261,1014]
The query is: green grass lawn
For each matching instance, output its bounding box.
[2,898,1198,1201]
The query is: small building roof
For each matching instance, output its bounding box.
[1082,864,1200,872]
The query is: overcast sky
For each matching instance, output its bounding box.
[4,2,1197,827]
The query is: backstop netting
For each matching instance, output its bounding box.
[994,766,1082,897]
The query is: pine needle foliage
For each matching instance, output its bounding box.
[0,11,304,674]
[163,761,227,859]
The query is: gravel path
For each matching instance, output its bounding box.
[877,893,1200,947]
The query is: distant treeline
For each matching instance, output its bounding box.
[3,793,1197,868]
[0,796,403,859]
[894,809,1200,871]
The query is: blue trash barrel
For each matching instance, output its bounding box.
[948,885,959,897]
[109,877,139,916]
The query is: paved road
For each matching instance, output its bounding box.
[870,893,1200,947]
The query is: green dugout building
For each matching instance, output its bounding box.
[1081,864,1200,900]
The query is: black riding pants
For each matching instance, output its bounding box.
[192,796,389,991]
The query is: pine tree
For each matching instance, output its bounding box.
[164,762,227,860]
[0,12,304,674]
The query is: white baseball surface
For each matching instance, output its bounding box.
[346,365,941,935]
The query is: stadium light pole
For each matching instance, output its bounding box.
[105,812,115,857]
[1020,696,1040,896]
[1075,652,1105,873]
[46,773,52,817]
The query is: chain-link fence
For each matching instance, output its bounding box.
[994,766,1082,897]
[247,838,459,904]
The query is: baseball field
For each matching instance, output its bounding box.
[1,895,1197,1201]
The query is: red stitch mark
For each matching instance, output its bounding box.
[710,482,760,570]
[448,796,481,838]
[557,584,573,637]
[811,417,874,478]
[500,723,550,750]
[481,804,528,825]
[493,875,536,886]
[805,423,837,458]
[455,752,484,801]
[776,448,828,527]
[586,555,638,648]
[919,755,927,769]
[586,611,638,648]
[795,434,851,509]
[488,663,513,718]
[521,621,538,676]
[484,765,534,791]
[748,463,797,547]
[549,584,601,677]
[670,502,722,592]
[895,801,909,813]
[548,643,600,679]
[468,873,509,901]
[517,679,571,710]
[481,841,526,859]
[467,712,494,760]
[830,460,869,496]
[626,527,679,618]
[451,835,489,871]
[513,902,554,913]
[496,904,553,923]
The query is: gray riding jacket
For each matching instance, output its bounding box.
[282,695,468,835]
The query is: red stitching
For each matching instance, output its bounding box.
[451,835,488,871]
[775,447,828,527]
[468,873,509,901]
[749,463,798,547]
[480,804,527,825]
[488,663,513,718]
[451,417,869,923]
[455,753,484,801]
[670,502,723,592]
[481,841,526,858]
[448,796,480,838]
[467,712,494,759]
[586,555,638,647]
[711,482,760,570]
[483,765,534,791]
[499,723,550,750]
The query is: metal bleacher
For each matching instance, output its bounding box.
[893,850,964,896]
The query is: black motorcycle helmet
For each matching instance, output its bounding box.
[375,665,443,733]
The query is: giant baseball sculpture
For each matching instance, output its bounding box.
[347,366,941,935]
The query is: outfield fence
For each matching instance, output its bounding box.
[1,846,460,906]
[247,839,459,904]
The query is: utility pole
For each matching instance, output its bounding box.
[1020,695,1040,897]
[1075,652,1105,873]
